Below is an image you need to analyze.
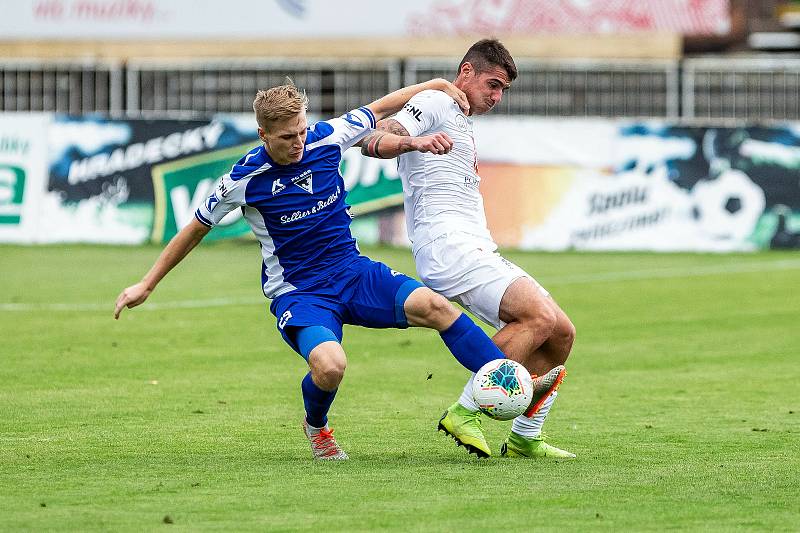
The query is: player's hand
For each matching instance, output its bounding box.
[412,132,454,155]
[114,282,151,319]
[434,79,470,114]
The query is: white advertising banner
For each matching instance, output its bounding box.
[474,118,798,251]
[1,0,729,39]
[0,114,51,244]
[2,113,798,251]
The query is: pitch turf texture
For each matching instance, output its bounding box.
[1,243,798,531]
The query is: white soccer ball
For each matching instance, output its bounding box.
[472,359,533,420]
[691,169,765,242]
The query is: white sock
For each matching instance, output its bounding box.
[511,391,557,438]
[457,373,479,411]
[304,419,328,432]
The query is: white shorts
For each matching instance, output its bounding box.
[414,233,550,330]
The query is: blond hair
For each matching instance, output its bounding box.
[253,82,308,130]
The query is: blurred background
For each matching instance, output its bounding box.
[1,0,799,252]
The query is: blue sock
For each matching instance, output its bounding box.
[439,313,506,372]
[301,372,337,428]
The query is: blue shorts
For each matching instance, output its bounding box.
[269,256,423,357]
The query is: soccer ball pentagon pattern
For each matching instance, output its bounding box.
[472,359,533,420]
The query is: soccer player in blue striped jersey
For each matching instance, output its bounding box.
[114,78,523,460]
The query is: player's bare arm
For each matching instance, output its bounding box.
[366,79,468,121]
[377,118,412,137]
[360,119,453,159]
[114,218,211,319]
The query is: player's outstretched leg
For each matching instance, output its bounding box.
[404,288,507,373]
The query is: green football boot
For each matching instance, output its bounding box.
[500,432,576,459]
[437,402,491,458]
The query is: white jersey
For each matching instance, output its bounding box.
[394,89,494,254]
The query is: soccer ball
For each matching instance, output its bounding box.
[690,169,765,242]
[472,359,533,420]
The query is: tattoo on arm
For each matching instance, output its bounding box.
[378,118,410,136]
[396,138,415,154]
[361,131,388,158]
[361,118,415,159]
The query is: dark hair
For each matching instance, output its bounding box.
[458,38,517,81]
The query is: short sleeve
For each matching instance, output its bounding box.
[313,106,377,152]
[393,90,452,137]
[195,172,247,227]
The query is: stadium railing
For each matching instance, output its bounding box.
[2,55,799,121]
[126,58,402,118]
[0,59,123,115]
[683,56,800,121]
[405,58,680,118]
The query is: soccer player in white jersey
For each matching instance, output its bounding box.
[360,39,577,459]
[114,76,566,461]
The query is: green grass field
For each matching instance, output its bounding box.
[1,243,799,531]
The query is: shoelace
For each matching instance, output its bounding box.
[311,428,340,456]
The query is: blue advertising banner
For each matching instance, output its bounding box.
[46,115,259,243]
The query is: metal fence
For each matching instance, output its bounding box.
[683,57,800,121]
[0,60,123,114]
[127,59,401,118]
[406,58,680,118]
[2,56,800,121]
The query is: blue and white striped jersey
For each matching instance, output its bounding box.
[195,106,377,298]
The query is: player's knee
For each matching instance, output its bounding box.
[406,288,458,329]
[522,303,558,337]
[556,317,576,354]
[309,346,347,389]
[428,291,456,316]
[314,358,346,389]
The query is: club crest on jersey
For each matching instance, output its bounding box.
[292,169,313,194]
[272,178,286,195]
[455,114,468,132]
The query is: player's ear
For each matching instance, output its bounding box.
[258,126,268,143]
[459,62,474,79]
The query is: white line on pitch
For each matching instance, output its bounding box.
[1,258,799,312]
[0,296,263,312]
[543,258,800,285]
